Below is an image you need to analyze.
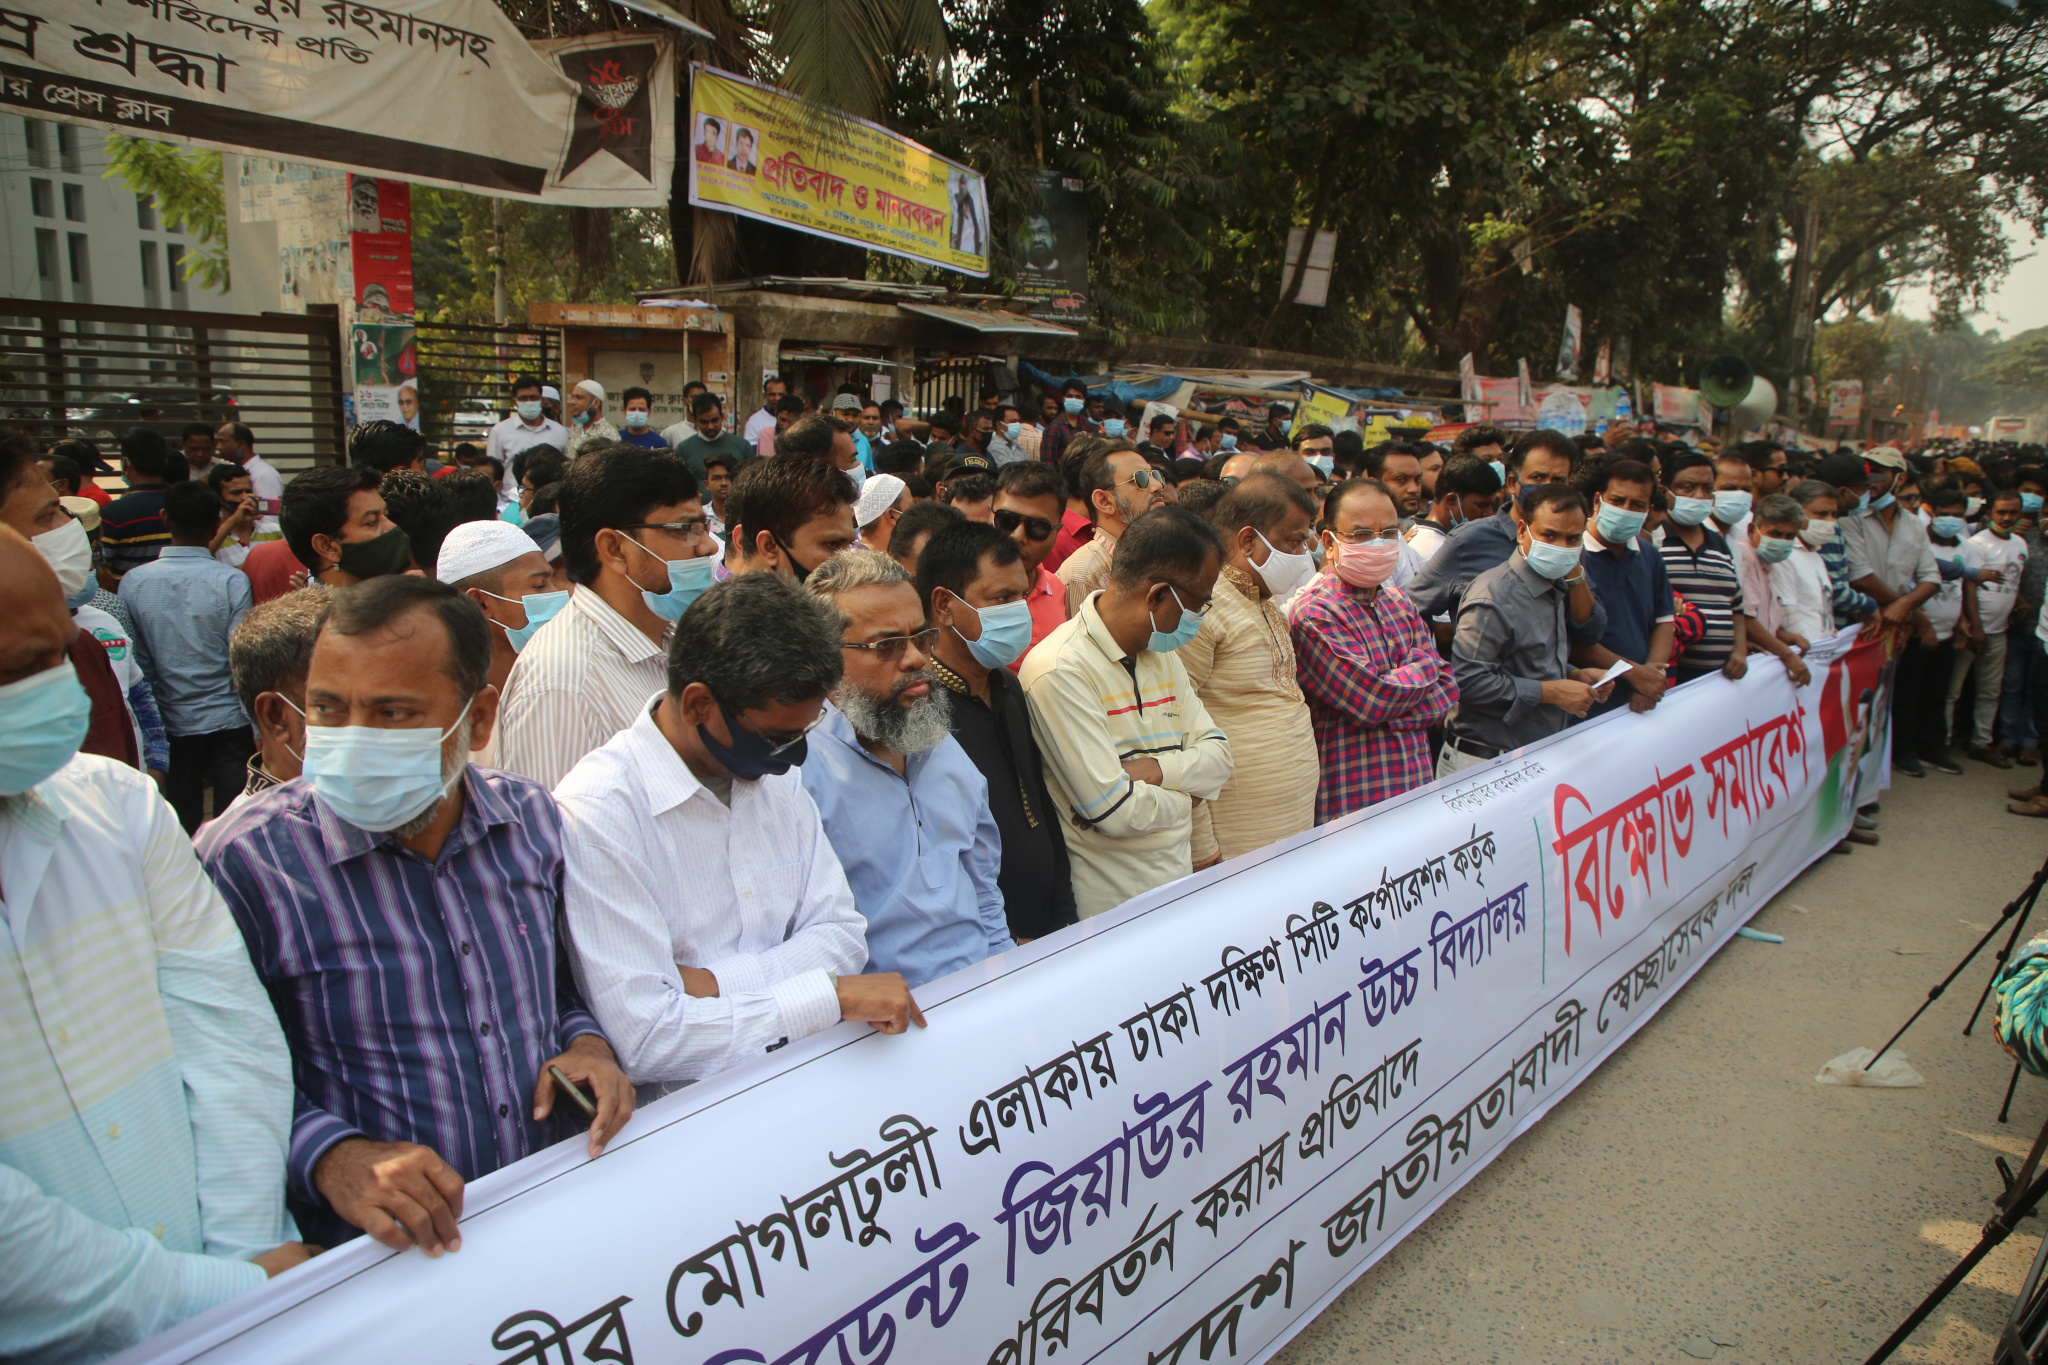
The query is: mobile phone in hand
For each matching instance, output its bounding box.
[548,1064,597,1117]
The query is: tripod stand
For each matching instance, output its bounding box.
[1866,1110,2048,1364]
[1866,853,2048,1112]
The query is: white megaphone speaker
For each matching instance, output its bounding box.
[1729,376,1778,431]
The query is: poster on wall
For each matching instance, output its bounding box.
[0,0,673,203]
[352,323,418,429]
[1015,170,1089,321]
[1828,379,1864,426]
[687,63,990,277]
[348,176,414,320]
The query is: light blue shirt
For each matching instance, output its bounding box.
[1,756,294,1362]
[799,704,1013,987]
[117,546,254,737]
[854,430,875,472]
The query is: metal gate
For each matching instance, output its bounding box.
[913,354,1002,421]
[413,321,556,450]
[0,298,344,468]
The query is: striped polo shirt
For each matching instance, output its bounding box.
[1655,524,1745,677]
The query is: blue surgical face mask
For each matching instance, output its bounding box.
[1147,584,1206,653]
[1064,397,1085,415]
[1754,534,1796,563]
[1712,490,1753,525]
[0,662,93,796]
[1005,422,1022,442]
[1930,515,1968,541]
[572,408,592,427]
[302,696,472,833]
[951,595,1036,669]
[1594,502,1647,544]
[1103,419,1127,438]
[516,400,543,423]
[625,410,650,430]
[1219,434,1238,451]
[625,534,715,622]
[1522,538,1581,580]
[700,699,807,779]
[2024,492,2045,514]
[1667,495,1714,527]
[1489,460,1507,487]
[1869,490,1895,512]
[484,587,569,652]
[1307,454,1335,478]
[846,464,866,494]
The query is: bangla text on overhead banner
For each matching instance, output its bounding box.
[686,63,991,277]
[115,632,1890,1365]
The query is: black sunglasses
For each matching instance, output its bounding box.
[993,508,1055,541]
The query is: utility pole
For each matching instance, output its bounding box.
[491,197,508,325]
[1787,200,1819,433]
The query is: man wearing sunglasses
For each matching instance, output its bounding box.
[556,573,922,1096]
[800,548,1015,986]
[1058,444,1170,615]
[1021,507,1234,918]
[995,461,1072,661]
[497,448,719,789]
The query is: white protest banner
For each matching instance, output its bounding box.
[117,636,1892,1365]
[0,1,672,202]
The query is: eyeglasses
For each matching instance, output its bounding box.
[620,519,711,542]
[1327,526,1404,543]
[1118,469,1164,491]
[734,708,824,756]
[993,508,1055,541]
[841,627,940,662]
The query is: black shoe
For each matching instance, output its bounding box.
[1895,756,1926,777]
[1928,754,1964,775]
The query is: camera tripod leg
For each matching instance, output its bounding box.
[2002,1059,2025,1126]
[1869,855,2048,1070]
[1966,872,2048,1039]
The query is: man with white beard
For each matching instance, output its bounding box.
[800,547,1015,986]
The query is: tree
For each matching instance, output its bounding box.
[101,136,231,291]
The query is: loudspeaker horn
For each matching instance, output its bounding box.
[1729,376,1778,431]
[1699,355,1756,409]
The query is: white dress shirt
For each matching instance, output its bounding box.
[485,415,570,498]
[556,697,866,1091]
[1771,544,1834,643]
[240,452,285,538]
[497,587,670,791]
[741,405,778,444]
[1,754,295,1361]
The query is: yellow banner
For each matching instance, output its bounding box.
[1297,385,1353,431]
[686,64,990,277]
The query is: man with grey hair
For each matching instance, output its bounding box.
[800,547,1014,986]
[556,573,922,1094]
[220,583,331,816]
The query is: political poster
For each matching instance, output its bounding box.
[686,63,991,277]
[351,322,417,429]
[347,174,413,320]
[0,0,671,203]
[530,32,677,207]
[1015,170,1090,321]
[1556,303,1583,381]
[1828,379,1865,426]
[119,641,1880,1365]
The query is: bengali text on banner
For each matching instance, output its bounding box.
[686,63,990,277]
[115,630,1891,1365]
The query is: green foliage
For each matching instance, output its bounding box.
[1974,329,2048,405]
[410,185,675,322]
[101,135,231,292]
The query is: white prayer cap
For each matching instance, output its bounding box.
[541,385,562,402]
[435,520,543,584]
[575,379,606,403]
[853,473,908,529]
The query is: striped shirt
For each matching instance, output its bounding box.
[497,587,670,791]
[1654,525,1745,677]
[195,768,604,1248]
[1813,534,1878,627]
[99,486,170,580]
[1018,593,1233,919]
[3,755,293,1361]
[1056,528,1115,616]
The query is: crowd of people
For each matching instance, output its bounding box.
[4,372,2046,1361]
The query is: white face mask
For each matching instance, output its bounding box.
[1252,530,1316,599]
[34,517,93,600]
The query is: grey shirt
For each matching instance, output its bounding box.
[1839,506,1938,598]
[988,433,1032,466]
[1448,552,1573,752]
[1407,508,1609,647]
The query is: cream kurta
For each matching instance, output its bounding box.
[1178,564,1317,863]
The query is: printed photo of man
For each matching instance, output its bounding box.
[728,126,759,175]
[694,115,726,164]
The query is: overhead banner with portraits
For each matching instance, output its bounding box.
[0,1,672,203]
[686,63,991,277]
[116,637,1887,1365]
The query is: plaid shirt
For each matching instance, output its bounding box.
[1288,575,1458,823]
[1816,535,1879,627]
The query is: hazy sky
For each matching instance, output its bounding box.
[1896,213,2048,339]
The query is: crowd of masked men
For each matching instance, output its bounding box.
[3,371,2044,1361]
